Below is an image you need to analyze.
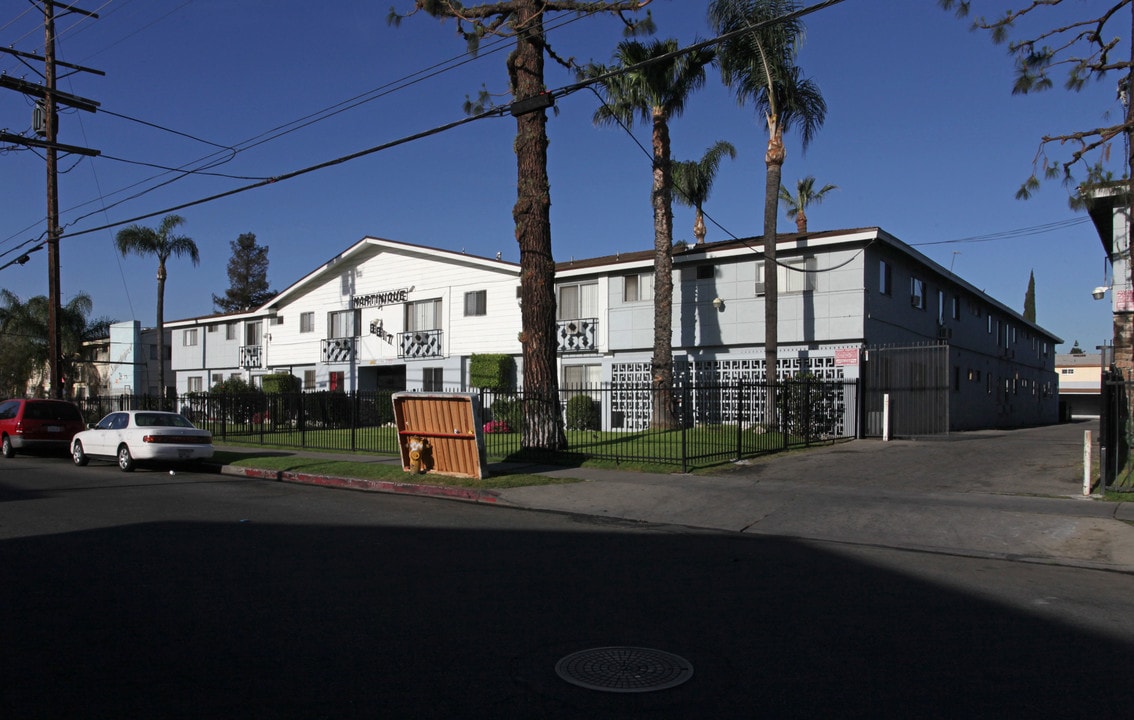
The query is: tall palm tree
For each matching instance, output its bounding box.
[779,176,837,233]
[709,0,827,426]
[115,214,200,401]
[583,38,714,429]
[673,140,738,245]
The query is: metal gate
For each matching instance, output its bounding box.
[862,343,949,437]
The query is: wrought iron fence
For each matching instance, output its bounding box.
[73,378,859,470]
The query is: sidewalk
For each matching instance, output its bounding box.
[215,419,1134,572]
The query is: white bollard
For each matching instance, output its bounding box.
[1083,430,1092,496]
[882,393,890,442]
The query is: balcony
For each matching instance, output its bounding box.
[399,329,444,359]
[322,337,356,364]
[239,345,262,369]
[557,317,598,353]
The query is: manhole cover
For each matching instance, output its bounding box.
[555,646,693,693]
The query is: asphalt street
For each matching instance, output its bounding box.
[1,435,1133,719]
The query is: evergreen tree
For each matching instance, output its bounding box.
[213,233,276,313]
[1023,270,1036,323]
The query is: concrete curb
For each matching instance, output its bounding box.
[217,464,508,505]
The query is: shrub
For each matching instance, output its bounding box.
[565,394,600,431]
[489,396,522,431]
[483,419,511,434]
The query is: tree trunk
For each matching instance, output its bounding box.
[694,206,706,245]
[764,116,785,428]
[794,210,807,234]
[650,108,677,429]
[156,260,167,405]
[509,1,565,450]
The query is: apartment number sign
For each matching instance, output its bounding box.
[353,286,413,309]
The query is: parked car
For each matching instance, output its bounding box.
[0,398,86,458]
[71,410,214,472]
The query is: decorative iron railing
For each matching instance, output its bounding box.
[321,337,356,364]
[557,317,598,353]
[399,329,443,359]
[239,345,262,369]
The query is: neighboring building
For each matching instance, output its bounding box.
[1087,183,1131,378]
[165,229,1062,435]
[1056,352,1103,418]
[77,321,171,398]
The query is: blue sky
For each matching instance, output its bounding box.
[0,0,1122,353]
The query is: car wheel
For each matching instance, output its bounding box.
[1,435,13,458]
[117,444,135,472]
[72,440,89,466]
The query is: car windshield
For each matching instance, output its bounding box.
[134,413,195,429]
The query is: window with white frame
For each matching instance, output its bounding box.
[879,260,892,296]
[245,321,263,345]
[405,299,441,331]
[226,323,237,341]
[622,273,653,303]
[184,329,198,346]
[300,311,315,333]
[423,367,444,391]
[784,257,817,293]
[557,282,598,320]
[464,290,487,316]
[327,310,360,338]
[188,376,203,392]
[910,277,926,310]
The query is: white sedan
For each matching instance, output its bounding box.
[72,410,214,472]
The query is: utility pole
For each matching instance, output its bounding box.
[0,2,100,398]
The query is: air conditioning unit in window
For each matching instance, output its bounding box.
[937,325,952,340]
[754,282,765,297]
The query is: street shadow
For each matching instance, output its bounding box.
[1,517,1130,718]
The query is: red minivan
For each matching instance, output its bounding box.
[0,398,86,458]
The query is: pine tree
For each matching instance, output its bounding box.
[213,233,276,313]
[1023,270,1036,324]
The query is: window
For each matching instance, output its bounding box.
[879,260,892,296]
[271,315,284,326]
[303,369,316,390]
[188,376,203,392]
[952,295,961,321]
[405,299,441,331]
[207,325,218,333]
[557,282,598,321]
[423,367,444,391]
[755,261,766,296]
[300,312,315,333]
[184,329,198,346]
[696,265,715,280]
[988,315,993,334]
[784,257,817,293]
[328,310,360,338]
[564,364,601,388]
[246,321,263,345]
[226,323,237,341]
[1061,368,1075,375]
[910,277,926,310]
[211,373,223,386]
[623,273,653,303]
[938,290,946,325]
[464,290,487,316]
[329,371,344,392]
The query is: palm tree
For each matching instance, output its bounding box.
[583,38,715,428]
[673,140,738,245]
[115,214,200,401]
[709,0,827,426]
[779,176,837,233]
[0,290,110,397]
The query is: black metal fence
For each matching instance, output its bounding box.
[73,378,859,471]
